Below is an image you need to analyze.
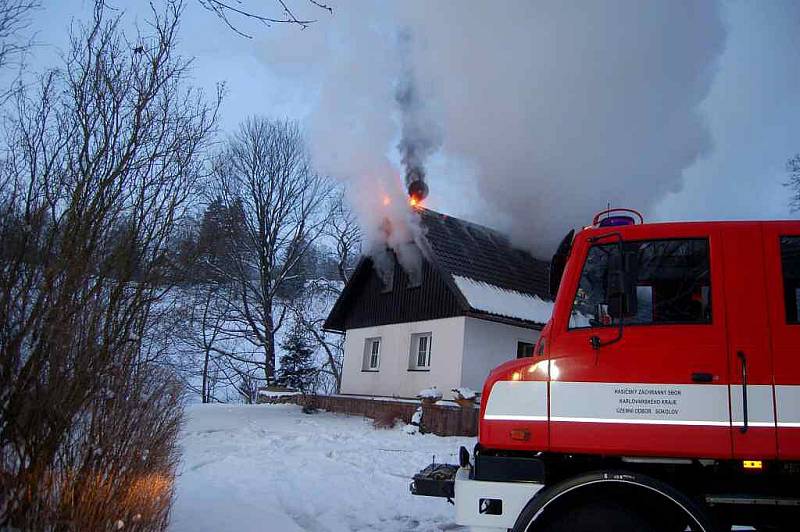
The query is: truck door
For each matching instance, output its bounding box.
[720,225,777,459]
[762,222,800,460]
[547,224,732,459]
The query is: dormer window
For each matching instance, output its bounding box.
[406,264,422,289]
[374,252,395,293]
[379,267,394,293]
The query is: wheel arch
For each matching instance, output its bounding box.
[513,469,716,532]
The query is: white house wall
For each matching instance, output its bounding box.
[340,316,541,399]
[460,317,540,391]
[340,317,466,398]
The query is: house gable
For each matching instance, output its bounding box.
[324,253,467,332]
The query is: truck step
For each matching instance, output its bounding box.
[410,463,458,500]
[705,494,800,506]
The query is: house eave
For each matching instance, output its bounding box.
[328,310,545,333]
[464,310,545,330]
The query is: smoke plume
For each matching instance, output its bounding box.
[295,1,726,256]
[395,29,441,201]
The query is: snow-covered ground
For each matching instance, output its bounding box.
[171,403,474,531]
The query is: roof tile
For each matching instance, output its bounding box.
[418,208,550,299]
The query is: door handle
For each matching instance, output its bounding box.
[737,351,748,434]
[691,372,713,383]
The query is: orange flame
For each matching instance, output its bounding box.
[382,196,391,206]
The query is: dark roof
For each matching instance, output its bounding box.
[418,209,549,298]
[324,208,550,331]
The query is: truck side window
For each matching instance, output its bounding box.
[569,238,711,328]
[780,236,800,324]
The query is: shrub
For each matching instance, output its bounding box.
[0,2,215,529]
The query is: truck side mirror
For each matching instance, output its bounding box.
[606,250,638,319]
[549,229,575,299]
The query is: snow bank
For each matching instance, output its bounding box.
[404,407,424,435]
[416,387,442,400]
[171,404,474,532]
[257,389,301,398]
[453,275,554,324]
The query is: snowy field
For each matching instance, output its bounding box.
[171,404,474,532]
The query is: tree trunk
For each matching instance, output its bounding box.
[201,347,210,403]
[264,303,276,385]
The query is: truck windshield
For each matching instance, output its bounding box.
[570,238,711,328]
[781,236,800,323]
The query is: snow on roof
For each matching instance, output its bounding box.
[453,275,554,324]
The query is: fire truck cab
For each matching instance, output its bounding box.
[412,210,800,532]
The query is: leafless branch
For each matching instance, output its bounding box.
[196,0,332,38]
[787,154,800,212]
[0,0,38,101]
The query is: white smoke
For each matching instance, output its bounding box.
[299,4,430,274]
[285,1,726,256]
[397,2,725,254]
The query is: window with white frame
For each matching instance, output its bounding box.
[362,337,381,371]
[409,333,432,370]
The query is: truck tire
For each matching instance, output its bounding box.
[512,470,718,532]
[522,498,653,532]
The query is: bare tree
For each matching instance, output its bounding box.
[327,189,362,284]
[169,284,228,403]
[787,154,800,212]
[172,282,266,403]
[208,117,333,386]
[287,191,361,394]
[195,286,228,403]
[289,287,342,394]
[0,0,218,527]
[0,1,35,67]
[0,0,37,102]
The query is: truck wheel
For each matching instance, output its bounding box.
[522,498,654,532]
[512,471,717,532]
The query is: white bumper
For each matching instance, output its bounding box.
[454,467,544,531]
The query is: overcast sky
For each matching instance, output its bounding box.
[26,1,800,252]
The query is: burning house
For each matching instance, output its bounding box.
[324,208,552,399]
[323,38,554,398]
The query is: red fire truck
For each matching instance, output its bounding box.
[411,209,800,531]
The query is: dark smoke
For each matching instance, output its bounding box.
[395,29,440,201]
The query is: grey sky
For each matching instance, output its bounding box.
[655,1,800,222]
[26,1,800,253]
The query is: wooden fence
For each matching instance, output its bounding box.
[286,394,479,437]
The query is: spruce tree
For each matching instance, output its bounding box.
[277,324,317,394]
[196,197,246,281]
